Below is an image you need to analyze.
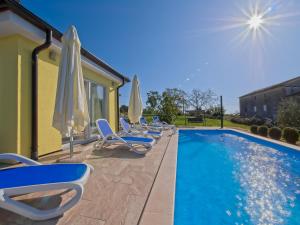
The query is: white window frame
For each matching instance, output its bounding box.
[263,104,267,112]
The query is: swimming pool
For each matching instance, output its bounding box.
[175,130,300,225]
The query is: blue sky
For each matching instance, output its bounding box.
[22,0,300,113]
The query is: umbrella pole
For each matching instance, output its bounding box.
[70,128,74,158]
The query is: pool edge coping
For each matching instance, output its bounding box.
[139,132,178,225]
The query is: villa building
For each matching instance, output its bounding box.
[0,0,129,158]
[239,76,300,120]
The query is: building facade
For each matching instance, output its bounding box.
[0,0,129,158]
[239,76,300,120]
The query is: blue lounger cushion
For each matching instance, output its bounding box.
[0,164,88,189]
[111,136,154,143]
[97,119,114,137]
[121,136,153,143]
[147,131,161,135]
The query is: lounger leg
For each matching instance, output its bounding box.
[130,144,152,155]
[172,126,177,135]
[94,139,105,150]
[0,183,84,221]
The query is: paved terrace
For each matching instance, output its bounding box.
[0,130,176,225]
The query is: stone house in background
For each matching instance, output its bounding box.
[239,76,300,120]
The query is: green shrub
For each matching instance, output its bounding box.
[250,125,258,134]
[277,99,300,129]
[258,126,268,137]
[268,127,282,140]
[283,127,299,144]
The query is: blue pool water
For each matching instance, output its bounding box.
[175,130,300,225]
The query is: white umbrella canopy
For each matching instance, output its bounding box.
[128,75,143,124]
[52,25,89,156]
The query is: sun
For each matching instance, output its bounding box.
[214,0,300,44]
[247,14,264,30]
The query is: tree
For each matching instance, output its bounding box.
[277,98,300,129]
[165,88,189,114]
[146,91,161,113]
[120,105,128,115]
[189,89,217,113]
[158,91,180,124]
[207,106,225,118]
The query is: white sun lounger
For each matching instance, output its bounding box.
[119,117,162,140]
[94,119,155,154]
[152,116,176,134]
[139,117,163,132]
[0,153,92,221]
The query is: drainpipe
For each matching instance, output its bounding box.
[31,29,52,160]
[116,77,125,131]
[220,95,224,129]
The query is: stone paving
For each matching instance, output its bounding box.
[0,131,174,225]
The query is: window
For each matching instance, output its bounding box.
[263,104,267,112]
[285,87,292,95]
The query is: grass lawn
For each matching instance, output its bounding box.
[143,115,250,130]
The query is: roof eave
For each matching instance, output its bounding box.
[0,0,130,83]
[239,76,300,98]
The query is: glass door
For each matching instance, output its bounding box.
[83,79,107,140]
[89,82,106,134]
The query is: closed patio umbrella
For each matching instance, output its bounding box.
[128,75,143,124]
[52,25,89,157]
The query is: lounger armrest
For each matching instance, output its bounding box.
[117,131,127,136]
[107,134,128,144]
[0,190,5,201]
[0,153,41,166]
[131,125,146,132]
[106,133,118,139]
[132,129,145,134]
[103,133,124,142]
[120,129,144,137]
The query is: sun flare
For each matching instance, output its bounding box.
[247,14,264,30]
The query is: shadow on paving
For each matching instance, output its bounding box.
[90,145,146,160]
[0,190,70,225]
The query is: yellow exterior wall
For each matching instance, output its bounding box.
[36,43,62,156]
[0,36,19,154]
[17,36,35,157]
[0,34,120,157]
